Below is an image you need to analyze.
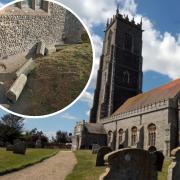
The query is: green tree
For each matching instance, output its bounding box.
[0,114,24,144]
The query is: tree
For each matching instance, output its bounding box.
[54,130,71,144]
[0,114,24,144]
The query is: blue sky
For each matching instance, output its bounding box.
[0,0,179,137]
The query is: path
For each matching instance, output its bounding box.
[0,151,76,180]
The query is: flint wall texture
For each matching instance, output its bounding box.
[0,3,83,59]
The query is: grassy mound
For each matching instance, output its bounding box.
[10,43,92,115]
[0,148,58,175]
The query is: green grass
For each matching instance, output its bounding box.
[66,150,105,180]
[10,43,93,115]
[0,148,58,175]
[158,158,171,180]
[66,150,171,180]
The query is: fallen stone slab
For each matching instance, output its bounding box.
[16,59,36,77]
[6,74,27,103]
[36,41,46,56]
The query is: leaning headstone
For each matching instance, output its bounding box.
[92,144,100,154]
[6,74,27,102]
[96,146,112,166]
[16,59,36,77]
[6,144,14,151]
[13,142,26,155]
[99,148,158,180]
[168,147,180,180]
[36,41,46,56]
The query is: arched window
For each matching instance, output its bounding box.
[124,33,133,51]
[118,129,123,144]
[107,30,112,54]
[108,131,113,145]
[131,126,137,146]
[148,124,156,146]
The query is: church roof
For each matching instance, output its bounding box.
[113,79,180,115]
[85,123,106,134]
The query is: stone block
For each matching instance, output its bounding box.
[6,74,27,102]
[99,148,158,180]
[45,46,56,55]
[96,146,112,166]
[36,41,46,56]
[92,144,100,154]
[13,142,26,155]
[16,59,36,77]
[168,147,180,180]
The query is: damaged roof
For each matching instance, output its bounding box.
[85,123,106,134]
[113,78,180,116]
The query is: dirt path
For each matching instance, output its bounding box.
[0,151,76,180]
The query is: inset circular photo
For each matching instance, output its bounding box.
[0,0,93,117]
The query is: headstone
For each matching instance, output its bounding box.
[6,144,14,151]
[96,146,112,166]
[13,142,26,155]
[92,144,100,154]
[6,74,27,102]
[99,148,158,180]
[168,147,180,180]
[36,41,46,56]
[16,59,36,77]
[148,146,157,153]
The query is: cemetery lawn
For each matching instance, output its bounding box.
[0,148,58,175]
[66,150,171,180]
[10,42,92,115]
[65,150,105,180]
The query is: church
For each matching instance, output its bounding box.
[72,8,180,156]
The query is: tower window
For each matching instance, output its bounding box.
[118,129,123,144]
[124,33,133,51]
[148,124,156,146]
[131,126,137,146]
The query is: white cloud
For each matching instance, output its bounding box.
[61,113,78,120]
[58,0,180,80]
[80,91,93,106]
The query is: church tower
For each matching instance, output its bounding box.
[90,8,143,123]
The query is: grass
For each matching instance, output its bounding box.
[66,150,171,180]
[10,43,92,115]
[66,150,105,180]
[0,148,58,175]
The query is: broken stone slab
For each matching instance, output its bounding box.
[36,41,46,56]
[16,59,35,77]
[45,46,56,55]
[6,74,27,103]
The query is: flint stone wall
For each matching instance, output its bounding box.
[0,3,84,59]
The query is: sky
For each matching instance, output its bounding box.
[0,0,180,138]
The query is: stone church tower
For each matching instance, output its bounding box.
[90,8,143,123]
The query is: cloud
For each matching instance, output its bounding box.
[79,91,93,106]
[0,3,4,7]
[61,113,78,120]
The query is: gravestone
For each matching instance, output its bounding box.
[96,146,112,166]
[45,46,56,55]
[6,144,14,151]
[92,144,100,154]
[13,142,26,155]
[99,148,158,180]
[168,147,180,180]
[36,41,46,56]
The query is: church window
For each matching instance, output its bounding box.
[123,71,130,84]
[22,0,32,8]
[107,30,113,54]
[124,33,133,51]
[131,126,137,146]
[118,129,123,144]
[148,124,156,146]
[108,130,113,145]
